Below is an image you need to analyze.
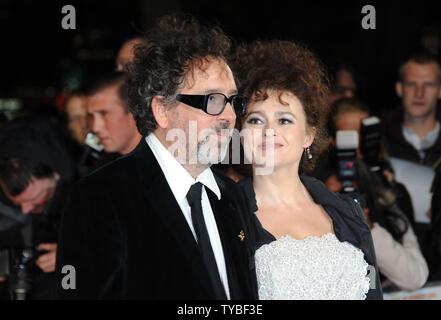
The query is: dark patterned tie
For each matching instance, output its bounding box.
[186,182,227,299]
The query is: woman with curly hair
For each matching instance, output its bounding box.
[233,40,383,299]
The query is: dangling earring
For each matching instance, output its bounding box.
[305,147,312,160]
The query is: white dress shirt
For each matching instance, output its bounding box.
[145,133,230,299]
[389,157,434,224]
[402,121,440,160]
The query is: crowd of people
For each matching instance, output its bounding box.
[0,13,440,300]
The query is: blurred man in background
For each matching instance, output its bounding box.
[65,91,89,146]
[64,89,100,178]
[86,72,142,160]
[328,61,358,104]
[115,37,146,72]
[0,116,74,299]
[385,52,441,166]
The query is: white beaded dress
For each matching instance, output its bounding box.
[238,175,381,300]
[255,233,370,300]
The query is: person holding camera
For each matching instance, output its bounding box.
[324,98,429,291]
[0,116,74,299]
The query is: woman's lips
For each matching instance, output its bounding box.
[259,142,283,150]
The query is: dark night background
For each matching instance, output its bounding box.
[1,0,441,117]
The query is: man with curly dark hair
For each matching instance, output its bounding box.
[55,14,257,300]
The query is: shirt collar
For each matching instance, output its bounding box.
[145,133,221,204]
[402,121,440,149]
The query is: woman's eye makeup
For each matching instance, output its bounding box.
[245,111,296,125]
[246,117,263,125]
[279,118,293,125]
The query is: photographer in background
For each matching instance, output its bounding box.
[383,52,441,280]
[0,116,74,299]
[321,98,429,291]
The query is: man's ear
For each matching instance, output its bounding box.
[151,96,169,129]
[395,81,403,98]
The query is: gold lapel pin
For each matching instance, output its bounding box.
[238,230,245,242]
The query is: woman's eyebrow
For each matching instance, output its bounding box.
[275,111,296,119]
[245,111,264,117]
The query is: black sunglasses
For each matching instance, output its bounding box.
[175,93,247,116]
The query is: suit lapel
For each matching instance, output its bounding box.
[132,139,213,294]
[206,187,247,300]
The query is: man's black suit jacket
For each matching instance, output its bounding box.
[55,139,258,299]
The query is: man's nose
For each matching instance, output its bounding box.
[21,203,33,214]
[415,85,425,98]
[218,102,236,124]
[80,117,89,131]
[91,115,103,134]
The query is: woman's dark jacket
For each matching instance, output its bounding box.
[238,175,383,300]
